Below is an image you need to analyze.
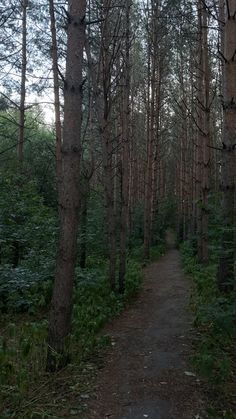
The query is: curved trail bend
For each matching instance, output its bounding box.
[86,250,206,419]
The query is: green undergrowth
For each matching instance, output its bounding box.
[181,242,236,418]
[0,245,163,418]
[129,242,166,265]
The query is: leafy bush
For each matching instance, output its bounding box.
[0,171,57,312]
[181,241,236,388]
[73,268,124,352]
[0,258,144,414]
[124,260,143,299]
[0,266,52,313]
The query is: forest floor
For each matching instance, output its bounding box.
[84,246,208,418]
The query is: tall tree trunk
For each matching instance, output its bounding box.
[217,0,236,292]
[80,183,89,269]
[102,0,118,291]
[143,26,151,258]
[179,48,188,241]
[144,1,158,259]
[119,0,131,294]
[196,0,204,261]
[18,0,28,163]
[49,0,62,178]
[201,4,210,264]
[80,159,94,270]
[85,1,120,291]
[47,0,86,372]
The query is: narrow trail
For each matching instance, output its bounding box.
[86,249,206,419]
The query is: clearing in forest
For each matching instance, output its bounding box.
[85,249,206,419]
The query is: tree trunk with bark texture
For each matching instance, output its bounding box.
[18,0,28,163]
[144,1,160,259]
[47,0,86,372]
[119,0,131,294]
[85,2,119,291]
[201,5,210,264]
[80,183,89,270]
[49,0,62,179]
[196,0,204,262]
[217,0,236,292]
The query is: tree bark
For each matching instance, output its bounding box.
[119,0,131,294]
[47,0,86,372]
[80,184,88,270]
[18,0,28,163]
[49,0,62,178]
[196,0,204,261]
[201,4,210,264]
[144,1,160,259]
[217,0,236,292]
[85,3,119,291]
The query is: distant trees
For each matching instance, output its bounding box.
[0,0,56,163]
[172,0,235,292]
[143,0,168,260]
[0,0,235,374]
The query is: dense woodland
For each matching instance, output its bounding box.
[0,0,236,417]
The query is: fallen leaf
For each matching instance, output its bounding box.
[70,409,79,416]
[80,394,90,399]
[184,371,196,377]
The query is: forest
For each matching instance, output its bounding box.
[0,0,235,418]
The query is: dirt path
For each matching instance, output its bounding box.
[85,250,206,419]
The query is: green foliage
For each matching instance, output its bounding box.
[181,242,236,415]
[0,109,168,417]
[129,243,165,264]
[0,319,48,412]
[0,267,52,313]
[128,204,145,248]
[73,258,144,350]
[0,255,146,417]
[153,196,177,234]
[149,244,166,262]
[124,260,143,299]
[0,109,57,207]
[0,171,57,313]
[79,189,107,259]
[73,268,124,353]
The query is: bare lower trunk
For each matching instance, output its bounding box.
[119,155,129,293]
[80,192,88,269]
[104,150,117,291]
[47,0,86,372]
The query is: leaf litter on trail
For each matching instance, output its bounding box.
[184,371,196,377]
